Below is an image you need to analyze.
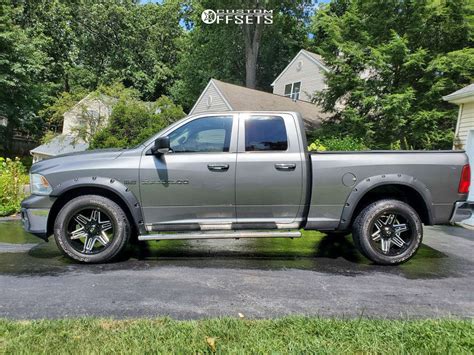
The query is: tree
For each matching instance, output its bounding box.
[0,1,49,154]
[311,0,473,149]
[170,0,311,111]
[90,96,185,149]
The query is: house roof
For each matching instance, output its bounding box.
[443,84,474,104]
[211,79,327,128]
[271,49,329,86]
[30,135,89,157]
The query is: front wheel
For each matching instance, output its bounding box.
[54,195,130,263]
[352,199,423,265]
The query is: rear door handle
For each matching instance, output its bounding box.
[275,163,296,171]
[208,164,229,171]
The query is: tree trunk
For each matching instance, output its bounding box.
[243,21,264,89]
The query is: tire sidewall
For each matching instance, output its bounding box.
[355,200,423,265]
[54,195,130,263]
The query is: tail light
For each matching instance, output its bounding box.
[458,164,470,194]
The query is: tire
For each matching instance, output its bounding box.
[54,195,131,263]
[352,199,423,265]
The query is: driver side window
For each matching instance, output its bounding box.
[169,116,233,153]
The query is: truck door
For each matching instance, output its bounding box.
[235,113,304,225]
[139,114,238,229]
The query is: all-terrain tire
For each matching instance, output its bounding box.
[54,195,130,263]
[352,199,423,265]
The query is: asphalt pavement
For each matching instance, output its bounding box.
[0,220,472,319]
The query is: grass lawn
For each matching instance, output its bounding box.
[1,317,472,353]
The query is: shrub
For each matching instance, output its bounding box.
[0,158,29,217]
[308,137,367,152]
[90,96,185,149]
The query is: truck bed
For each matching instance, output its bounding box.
[305,150,468,230]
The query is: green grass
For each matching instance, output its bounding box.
[1,317,472,354]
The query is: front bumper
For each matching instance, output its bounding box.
[20,195,56,240]
[450,201,474,223]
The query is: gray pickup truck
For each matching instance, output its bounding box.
[21,111,472,265]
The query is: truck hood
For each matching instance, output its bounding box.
[30,148,126,174]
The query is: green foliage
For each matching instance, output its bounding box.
[170,0,312,111]
[90,96,185,149]
[1,317,473,353]
[311,0,473,150]
[0,157,29,217]
[0,1,49,154]
[308,136,367,151]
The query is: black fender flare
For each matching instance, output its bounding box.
[50,176,146,234]
[338,173,434,230]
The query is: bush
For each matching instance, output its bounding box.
[308,137,367,152]
[0,158,29,217]
[90,96,185,149]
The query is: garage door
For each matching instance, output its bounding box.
[467,130,474,201]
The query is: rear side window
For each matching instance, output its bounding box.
[245,116,288,151]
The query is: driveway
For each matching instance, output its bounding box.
[0,221,472,319]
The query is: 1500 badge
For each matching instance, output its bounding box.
[141,180,189,185]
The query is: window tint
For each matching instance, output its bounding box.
[245,116,288,151]
[169,116,233,153]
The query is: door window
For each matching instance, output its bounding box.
[169,116,233,153]
[245,116,288,151]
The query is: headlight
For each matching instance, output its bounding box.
[30,174,53,195]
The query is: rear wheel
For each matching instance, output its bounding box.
[54,195,130,263]
[352,199,422,265]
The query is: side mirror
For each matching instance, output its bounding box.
[152,136,170,154]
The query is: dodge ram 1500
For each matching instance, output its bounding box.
[21,111,473,264]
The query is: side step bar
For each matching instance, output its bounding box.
[138,230,301,241]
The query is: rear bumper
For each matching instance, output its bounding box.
[20,195,56,241]
[450,201,474,223]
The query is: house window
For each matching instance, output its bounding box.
[284,82,301,100]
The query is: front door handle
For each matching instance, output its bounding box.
[208,164,229,171]
[275,163,296,171]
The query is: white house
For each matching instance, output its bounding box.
[271,49,329,102]
[190,49,329,128]
[30,94,115,162]
[443,83,474,225]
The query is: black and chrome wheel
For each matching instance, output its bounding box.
[352,199,423,265]
[54,195,130,263]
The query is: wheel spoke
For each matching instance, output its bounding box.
[381,238,391,254]
[386,214,395,225]
[391,235,405,248]
[74,214,89,227]
[375,219,384,229]
[83,236,96,253]
[70,227,87,240]
[97,231,110,246]
[394,223,408,235]
[100,221,112,232]
[371,229,381,241]
[90,209,100,222]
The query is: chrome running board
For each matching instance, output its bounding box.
[138,230,301,241]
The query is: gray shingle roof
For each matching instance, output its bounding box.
[212,79,327,128]
[30,135,88,157]
[443,84,474,102]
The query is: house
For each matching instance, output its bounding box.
[443,83,474,225]
[30,94,115,162]
[271,49,329,102]
[189,49,329,128]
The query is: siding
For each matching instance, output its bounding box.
[457,102,474,148]
[272,52,326,102]
[190,81,231,114]
[62,98,111,135]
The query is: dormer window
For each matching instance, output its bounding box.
[284,82,301,100]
